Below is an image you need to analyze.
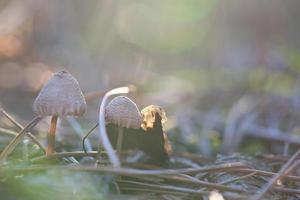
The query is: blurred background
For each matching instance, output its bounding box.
[1,0,300,157]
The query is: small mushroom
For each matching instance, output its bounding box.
[105,104,171,165]
[33,70,86,155]
[105,96,142,153]
[140,105,171,164]
[141,105,167,131]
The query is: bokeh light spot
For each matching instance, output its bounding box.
[0,62,23,89]
[0,34,22,57]
[24,63,53,91]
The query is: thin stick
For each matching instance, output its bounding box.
[0,127,19,136]
[251,150,300,200]
[0,109,24,129]
[157,174,244,193]
[117,180,246,199]
[120,184,300,196]
[1,109,38,160]
[82,123,99,153]
[256,154,289,162]
[116,127,124,154]
[233,168,300,182]
[0,116,42,162]
[31,151,99,162]
[273,186,300,195]
[180,163,248,175]
[46,115,58,155]
[219,172,257,185]
[0,109,45,153]
[0,162,247,175]
[119,187,198,196]
[98,87,131,167]
[282,159,300,179]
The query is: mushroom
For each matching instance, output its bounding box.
[105,96,142,153]
[105,104,171,165]
[141,105,167,131]
[33,70,86,155]
[98,86,133,167]
[140,105,171,164]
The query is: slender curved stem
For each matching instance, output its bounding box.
[0,116,42,162]
[98,86,131,167]
[46,115,58,156]
[67,117,92,151]
[82,123,99,153]
[0,109,46,153]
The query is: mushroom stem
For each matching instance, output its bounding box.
[82,123,99,153]
[116,127,124,154]
[98,87,131,167]
[46,115,58,156]
[0,116,42,162]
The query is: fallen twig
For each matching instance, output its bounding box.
[251,150,300,200]
[219,172,257,185]
[0,127,20,137]
[30,151,99,162]
[0,162,247,176]
[256,154,289,162]
[155,174,244,193]
[117,179,246,199]
[230,168,300,182]
[0,109,45,153]
[273,186,300,195]
[0,116,42,162]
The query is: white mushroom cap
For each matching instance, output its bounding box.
[141,105,167,130]
[33,70,87,117]
[105,96,142,129]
